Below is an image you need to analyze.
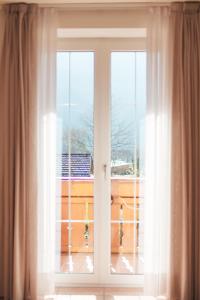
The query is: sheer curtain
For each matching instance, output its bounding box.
[0,4,57,299]
[37,7,57,299]
[144,7,172,299]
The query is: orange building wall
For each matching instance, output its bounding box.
[59,178,144,254]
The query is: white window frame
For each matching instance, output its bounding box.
[56,37,146,289]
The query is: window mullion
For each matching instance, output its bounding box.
[93,46,111,282]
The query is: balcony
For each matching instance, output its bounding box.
[56,177,144,274]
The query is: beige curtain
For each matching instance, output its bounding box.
[0,4,57,300]
[145,3,200,300]
[170,3,200,300]
[0,4,38,300]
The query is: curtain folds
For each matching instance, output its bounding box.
[0,4,57,300]
[0,5,38,299]
[145,3,200,300]
[169,3,200,300]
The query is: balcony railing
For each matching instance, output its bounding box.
[56,178,144,254]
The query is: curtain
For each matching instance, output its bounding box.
[0,4,38,299]
[169,3,200,300]
[144,6,172,299]
[145,3,200,300]
[37,7,57,299]
[0,4,57,300]
[0,7,6,299]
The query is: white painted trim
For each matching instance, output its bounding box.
[58,9,149,29]
[0,0,184,9]
[40,2,171,7]
[57,38,146,52]
[1,1,172,6]
[55,286,144,297]
[58,28,146,38]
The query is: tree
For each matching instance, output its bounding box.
[61,96,145,176]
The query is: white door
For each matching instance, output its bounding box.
[55,38,146,287]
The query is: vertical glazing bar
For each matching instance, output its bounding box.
[67,52,72,272]
[133,52,138,255]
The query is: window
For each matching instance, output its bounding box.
[110,52,146,275]
[56,52,94,274]
[56,38,146,286]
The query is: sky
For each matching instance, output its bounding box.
[57,51,146,127]
[56,51,146,166]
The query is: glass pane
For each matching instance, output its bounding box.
[110,52,146,274]
[56,52,94,273]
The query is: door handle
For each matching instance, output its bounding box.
[103,164,107,179]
